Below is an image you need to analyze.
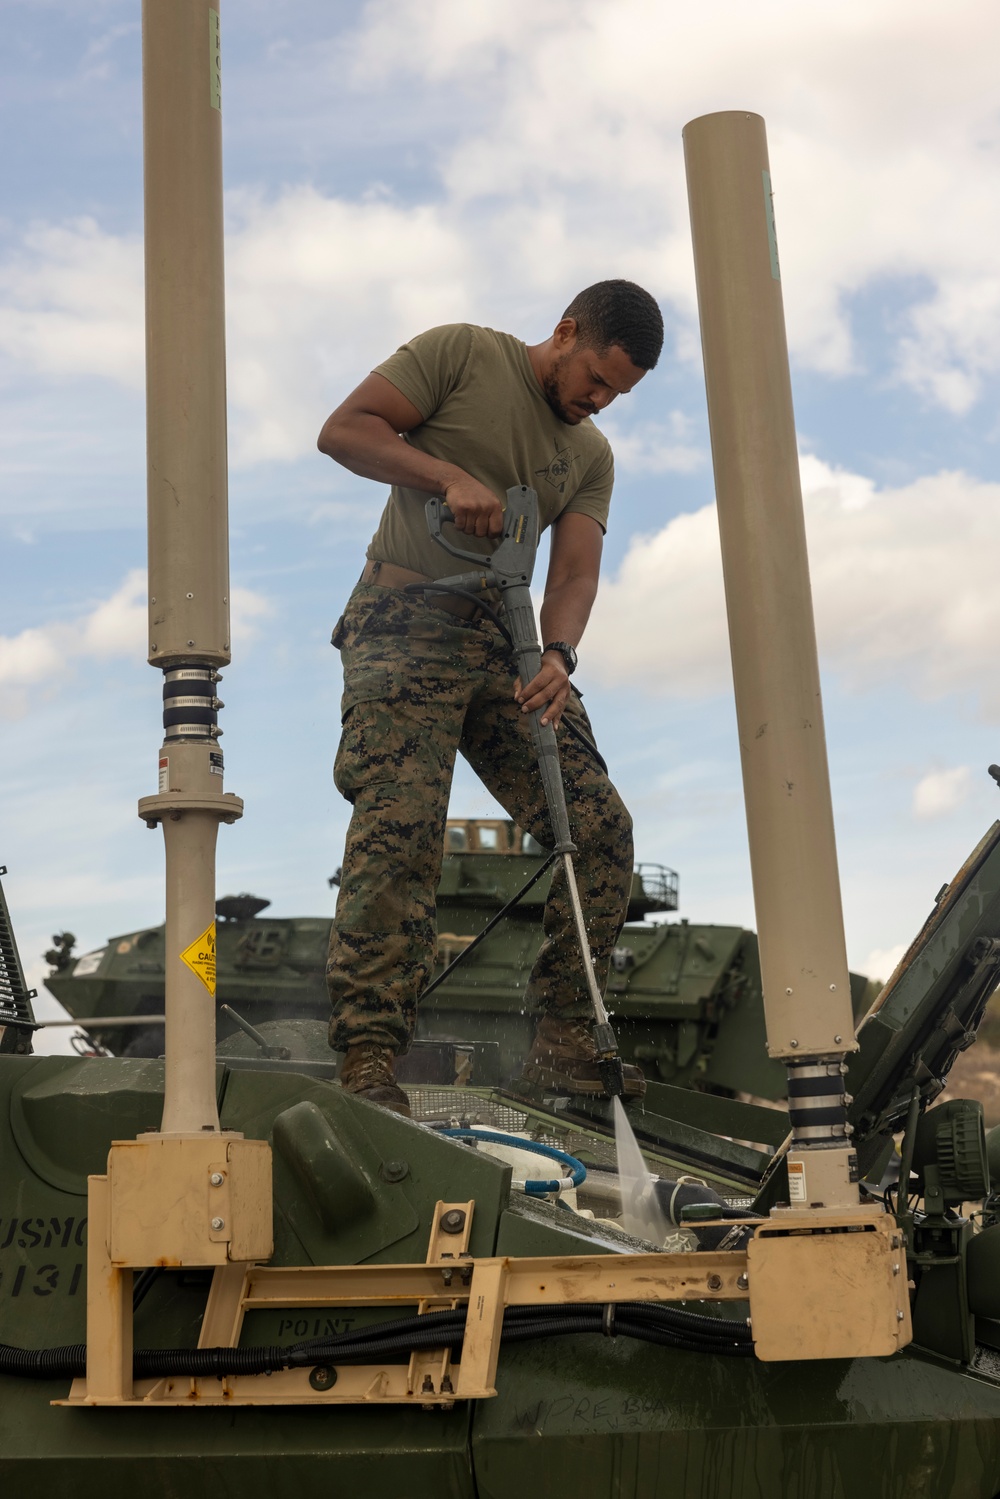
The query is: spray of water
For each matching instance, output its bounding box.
[612,1096,670,1246]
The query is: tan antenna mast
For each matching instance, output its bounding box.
[683,111,858,1211]
[73,2,271,1405]
[137,0,242,1134]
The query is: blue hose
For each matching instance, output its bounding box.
[440,1127,587,1197]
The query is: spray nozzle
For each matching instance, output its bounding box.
[598,1055,626,1099]
[592,1020,626,1098]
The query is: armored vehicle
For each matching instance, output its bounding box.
[7,812,1000,1495]
[3,40,1000,1496]
[43,816,875,1099]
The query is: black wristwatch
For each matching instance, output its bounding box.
[544,641,578,676]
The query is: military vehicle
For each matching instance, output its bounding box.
[42,821,875,1098]
[3,22,1000,1491]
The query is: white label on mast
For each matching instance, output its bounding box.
[209,9,221,111]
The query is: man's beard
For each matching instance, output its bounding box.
[541,357,578,424]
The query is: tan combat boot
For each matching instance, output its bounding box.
[520,1012,646,1098]
[339,1041,411,1117]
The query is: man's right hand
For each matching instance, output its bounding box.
[443,475,505,538]
[318,375,505,538]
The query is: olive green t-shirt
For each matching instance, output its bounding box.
[366,323,614,579]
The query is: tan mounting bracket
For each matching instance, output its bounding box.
[59,1178,910,1408]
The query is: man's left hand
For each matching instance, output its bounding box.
[514,651,571,730]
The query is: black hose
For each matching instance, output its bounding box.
[404,583,514,647]
[562,717,608,775]
[0,1343,86,1379]
[624,1302,750,1339]
[417,850,557,1001]
[0,1299,752,1381]
[132,1265,161,1312]
[134,1345,288,1378]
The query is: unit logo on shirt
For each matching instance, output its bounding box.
[535,446,576,494]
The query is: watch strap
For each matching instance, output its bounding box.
[543,641,577,675]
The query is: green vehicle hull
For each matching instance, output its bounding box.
[2,1050,1000,1498]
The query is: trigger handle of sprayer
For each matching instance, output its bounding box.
[425,496,497,566]
[425,487,540,580]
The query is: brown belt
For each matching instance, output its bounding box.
[360,558,484,621]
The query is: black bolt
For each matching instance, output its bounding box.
[441,1209,466,1235]
[309,1364,337,1392]
[379,1159,409,1183]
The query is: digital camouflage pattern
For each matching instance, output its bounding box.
[327,580,634,1054]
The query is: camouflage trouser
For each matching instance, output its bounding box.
[326,580,634,1054]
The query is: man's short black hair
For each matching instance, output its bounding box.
[563,279,664,370]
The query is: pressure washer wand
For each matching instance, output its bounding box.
[418,486,627,1099]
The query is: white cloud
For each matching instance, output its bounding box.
[589,507,729,698]
[2,0,999,458]
[0,191,475,467]
[860,943,907,985]
[600,414,704,475]
[346,0,1000,395]
[896,280,1000,414]
[224,187,475,463]
[587,457,1000,717]
[0,570,271,717]
[0,218,144,386]
[0,571,146,717]
[77,570,147,657]
[912,766,972,820]
[230,585,275,645]
[0,628,64,688]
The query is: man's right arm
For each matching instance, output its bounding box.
[317,373,504,538]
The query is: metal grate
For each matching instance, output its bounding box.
[408,1091,620,1170]
[0,866,36,1027]
[408,1087,529,1131]
[538,1130,618,1168]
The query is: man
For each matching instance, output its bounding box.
[318,279,663,1115]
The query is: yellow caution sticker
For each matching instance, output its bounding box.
[180,922,217,995]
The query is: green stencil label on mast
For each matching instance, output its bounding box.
[181,921,217,995]
[209,9,221,111]
[762,170,780,280]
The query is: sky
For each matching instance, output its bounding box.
[3,0,1000,1051]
